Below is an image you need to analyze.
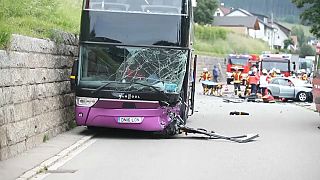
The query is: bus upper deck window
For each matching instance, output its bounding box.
[86,0,129,11]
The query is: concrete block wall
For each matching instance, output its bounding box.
[197,55,226,82]
[0,34,78,160]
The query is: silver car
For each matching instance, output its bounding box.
[267,77,313,102]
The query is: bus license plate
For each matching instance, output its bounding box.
[118,117,144,124]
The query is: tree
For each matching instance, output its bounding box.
[291,26,306,46]
[292,0,320,38]
[299,44,316,57]
[194,0,218,25]
[284,38,294,49]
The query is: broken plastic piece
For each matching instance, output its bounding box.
[179,127,258,143]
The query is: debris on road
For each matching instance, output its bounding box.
[167,110,258,143]
[229,111,250,115]
[179,127,259,143]
[223,98,244,103]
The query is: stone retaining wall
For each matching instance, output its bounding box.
[0,34,78,160]
[197,55,226,82]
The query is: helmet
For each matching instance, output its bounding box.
[276,69,281,74]
[262,69,268,74]
[301,69,306,73]
[203,68,208,72]
[253,68,257,73]
[234,66,239,70]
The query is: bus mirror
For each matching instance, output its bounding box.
[70,60,79,92]
[292,62,296,71]
[224,58,226,64]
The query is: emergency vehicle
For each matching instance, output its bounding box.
[259,54,291,77]
[226,54,258,84]
[312,43,320,113]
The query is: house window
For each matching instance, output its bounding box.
[217,12,221,16]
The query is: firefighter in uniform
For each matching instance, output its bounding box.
[199,68,212,94]
[300,69,308,81]
[231,67,242,95]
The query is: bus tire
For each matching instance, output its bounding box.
[227,78,231,84]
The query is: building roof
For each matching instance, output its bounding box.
[227,8,253,16]
[274,22,291,36]
[219,6,231,15]
[213,16,260,30]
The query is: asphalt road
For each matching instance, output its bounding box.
[39,85,320,180]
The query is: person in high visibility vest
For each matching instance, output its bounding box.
[248,69,260,95]
[231,67,242,95]
[199,68,212,94]
[199,68,211,81]
[300,69,308,81]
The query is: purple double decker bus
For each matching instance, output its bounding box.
[70,0,196,135]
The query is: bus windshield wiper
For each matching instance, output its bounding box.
[91,81,117,94]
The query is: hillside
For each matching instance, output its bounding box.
[222,0,303,23]
[0,0,270,56]
[194,25,269,57]
[0,0,82,48]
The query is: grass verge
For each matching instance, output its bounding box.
[194,25,270,57]
[0,0,82,48]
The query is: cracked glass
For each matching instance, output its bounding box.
[80,44,188,94]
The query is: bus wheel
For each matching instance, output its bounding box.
[227,79,231,84]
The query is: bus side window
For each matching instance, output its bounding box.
[90,0,104,9]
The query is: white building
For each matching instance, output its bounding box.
[221,8,291,49]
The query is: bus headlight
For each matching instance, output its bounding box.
[76,97,98,107]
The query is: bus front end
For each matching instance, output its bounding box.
[73,0,193,133]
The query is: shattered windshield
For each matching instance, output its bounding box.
[80,44,188,94]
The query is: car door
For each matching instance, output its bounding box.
[268,79,280,96]
[278,79,295,98]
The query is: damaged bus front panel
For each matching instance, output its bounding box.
[72,0,194,133]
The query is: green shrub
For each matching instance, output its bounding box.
[195,25,228,41]
[0,25,11,49]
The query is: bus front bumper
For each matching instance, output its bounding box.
[75,107,174,132]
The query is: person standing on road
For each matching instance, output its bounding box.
[231,67,242,95]
[259,69,269,96]
[248,69,260,95]
[199,68,212,94]
[300,69,308,81]
[212,65,219,82]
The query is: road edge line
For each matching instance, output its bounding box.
[16,134,95,180]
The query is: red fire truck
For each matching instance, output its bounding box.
[259,54,291,77]
[226,54,259,84]
[312,43,320,113]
